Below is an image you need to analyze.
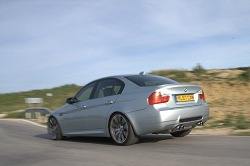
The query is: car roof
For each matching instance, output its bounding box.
[95,74,141,80]
[94,73,179,87]
[103,71,151,78]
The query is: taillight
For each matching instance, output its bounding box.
[148,91,170,105]
[198,89,205,101]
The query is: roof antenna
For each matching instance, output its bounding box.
[139,71,145,75]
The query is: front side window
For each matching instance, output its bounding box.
[75,82,96,101]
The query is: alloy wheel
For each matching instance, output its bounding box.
[110,114,129,144]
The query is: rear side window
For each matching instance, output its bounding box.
[93,79,124,98]
[125,75,179,87]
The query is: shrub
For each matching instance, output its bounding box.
[192,63,206,75]
[235,114,250,129]
[223,114,234,127]
[240,67,250,81]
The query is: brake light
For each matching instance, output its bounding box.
[198,90,205,101]
[148,91,170,105]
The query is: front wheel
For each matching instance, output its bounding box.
[47,117,63,140]
[109,113,139,146]
[170,128,192,137]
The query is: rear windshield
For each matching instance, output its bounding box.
[125,75,179,87]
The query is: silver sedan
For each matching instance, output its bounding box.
[48,73,209,145]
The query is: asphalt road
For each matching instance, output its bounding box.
[0,119,250,166]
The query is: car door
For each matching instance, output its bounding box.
[85,79,124,130]
[60,81,97,134]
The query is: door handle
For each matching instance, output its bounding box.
[81,105,87,109]
[106,100,114,105]
[59,112,64,116]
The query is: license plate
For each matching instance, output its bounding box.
[176,94,194,102]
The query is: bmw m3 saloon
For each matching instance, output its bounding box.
[48,72,209,145]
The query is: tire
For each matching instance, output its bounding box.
[109,113,139,146]
[47,116,63,140]
[170,128,192,137]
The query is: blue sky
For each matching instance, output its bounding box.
[0,0,250,93]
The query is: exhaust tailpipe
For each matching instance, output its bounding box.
[197,121,204,126]
[176,124,185,130]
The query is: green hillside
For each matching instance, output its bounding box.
[0,84,81,113]
[1,66,250,135]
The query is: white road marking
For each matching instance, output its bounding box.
[0,119,47,128]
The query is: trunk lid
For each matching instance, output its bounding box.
[157,84,203,108]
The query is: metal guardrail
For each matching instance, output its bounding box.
[19,108,51,122]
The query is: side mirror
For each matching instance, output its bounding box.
[66,97,79,104]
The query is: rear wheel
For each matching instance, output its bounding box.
[109,113,139,146]
[170,128,192,137]
[47,117,63,140]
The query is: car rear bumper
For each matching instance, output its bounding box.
[127,103,209,136]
